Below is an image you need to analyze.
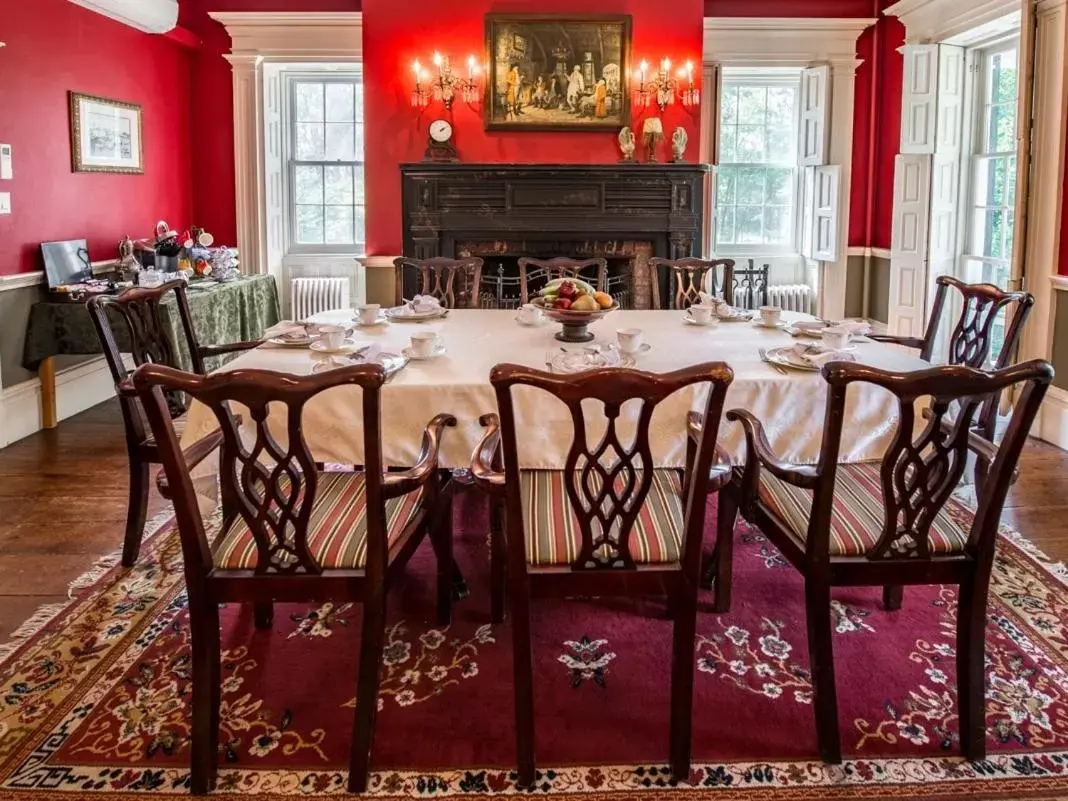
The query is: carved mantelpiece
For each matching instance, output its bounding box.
[399,163,711,264]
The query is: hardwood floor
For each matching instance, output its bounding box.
[0,398,1066,645]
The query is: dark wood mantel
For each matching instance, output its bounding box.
[399,163,711,261]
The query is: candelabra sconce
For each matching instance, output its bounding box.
[411,52,480,111]
[632,59,699,112]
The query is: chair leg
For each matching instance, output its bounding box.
[348,588,388,793]
[122,456,150,567]
[804,580,841,763]
[510,575,536,789]
[711,492,738,613]
[253,602,274,630]
[490,498,506,624]
[430,490,454,627]
[669,579,699,783]
[957,578,988,761]
[883,585,904,611]
[189,600,220,795]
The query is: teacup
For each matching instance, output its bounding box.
[688,305,714,325]
[617,327,644,355]
[517,303,544,325]
[820,326,851,351]
[759,305,782,326]
[410,331,443,358]
[318,324,347,350]
[354,303,381,325]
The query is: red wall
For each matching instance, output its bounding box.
[362,0,705,254]
[0,0,193,275]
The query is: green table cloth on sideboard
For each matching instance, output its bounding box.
[22,274,281,428]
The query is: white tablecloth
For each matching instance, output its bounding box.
[179,309,929,470]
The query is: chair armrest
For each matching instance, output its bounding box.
[726,409,819,490]
[470,414,506,495]
[155,429,226,500]
[117,376,138,398]
[868,333,925,350]
[198,340,263,358]
[920,407,1019,485]
[382,413,457,498]
[685,412,732,491]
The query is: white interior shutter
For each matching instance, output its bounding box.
[811,165,841,262]
[799,65,830,166]
[888,154,933,336]
[928,45,965,294]
[900,44,939,154]
[707,165,718,255]
[800,166,815,259]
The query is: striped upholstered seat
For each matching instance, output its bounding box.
[758,461,970,557]
[520,469,685,566]
[213,472,423,570]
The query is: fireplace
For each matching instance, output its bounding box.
[399,163,711,310]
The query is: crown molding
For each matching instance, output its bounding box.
[209,11,362,60]
[883,0,1020,44]
[703,17,876,67]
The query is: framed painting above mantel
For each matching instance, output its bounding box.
[484,14,631,132]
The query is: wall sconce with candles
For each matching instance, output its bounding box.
[411,52,481,111]
[632,58,700,113]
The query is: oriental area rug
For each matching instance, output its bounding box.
[4,495,1068,801]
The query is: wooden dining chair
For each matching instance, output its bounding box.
[649,257,735,310]
[87,280,263,566]
[130,361,456,794]
[470,362,734,787]
[707,358,1052,765]
[393,256,485,308]
[869,275,1034,455]
[516,256,607,303]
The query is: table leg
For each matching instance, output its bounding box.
[39,357,58,430]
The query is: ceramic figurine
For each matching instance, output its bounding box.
[642,117,664,163]
[672,126,688,162]
[618,126,636,162]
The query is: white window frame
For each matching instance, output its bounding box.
[958,35,1020,286]
[715,70,803,256]
[283,68,366,256]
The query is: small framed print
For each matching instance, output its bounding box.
[69,92,144,174]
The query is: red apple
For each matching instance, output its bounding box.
[554,297,573,310]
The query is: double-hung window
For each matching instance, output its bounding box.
[716,74,800,252]
[962,42,1018,290]
[288,73,365,253]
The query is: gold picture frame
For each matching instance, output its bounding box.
[69,91,144,174]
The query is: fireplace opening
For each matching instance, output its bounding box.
[456,239,655,310]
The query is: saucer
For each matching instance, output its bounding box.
[515,315,548,327]
[618,343,652,357]
[310,340,355,354]
[683,314,718,327]
[268,335,315,347]
[352,315,388,327]
[753,320,788,329]
[402,345,447,361]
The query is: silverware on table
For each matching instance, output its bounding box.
[758,347,788,375]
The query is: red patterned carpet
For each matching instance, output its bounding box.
[3,493,1068,799]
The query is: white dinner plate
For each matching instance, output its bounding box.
[717,310,755,323]
[762,346,821,372]
[268,336,315,348]
[309,340,356,354]
[683,314,718,327]
[386,305,447,322]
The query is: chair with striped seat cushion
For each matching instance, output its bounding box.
[470,361,734,788]
[758,462,970,557]
[520,469,685,565]
[213,472,424,570]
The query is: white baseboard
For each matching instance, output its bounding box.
[1035,386,1068,450]
[0,357,120,448]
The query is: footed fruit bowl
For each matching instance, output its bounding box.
[532,297,619,343]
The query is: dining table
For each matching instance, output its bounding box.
[178,308,931,471]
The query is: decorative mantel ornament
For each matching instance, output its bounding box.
[671,127,688,163]
[618,127,636,162]
[641,117,663,162]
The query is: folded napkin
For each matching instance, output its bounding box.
[791,344,856,368]
[264,320,310,340]
[836,319,872,336]
[398,295,442,315]
[696,291,718,309]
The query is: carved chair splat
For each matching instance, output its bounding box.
[87,280,263,566]
[470,362,734,788]
[706,359,1053,765]
[131,362,456,795]
[649,257,735,310]
[393,256,485,308]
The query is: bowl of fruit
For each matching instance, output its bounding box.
[532,278,618,343]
